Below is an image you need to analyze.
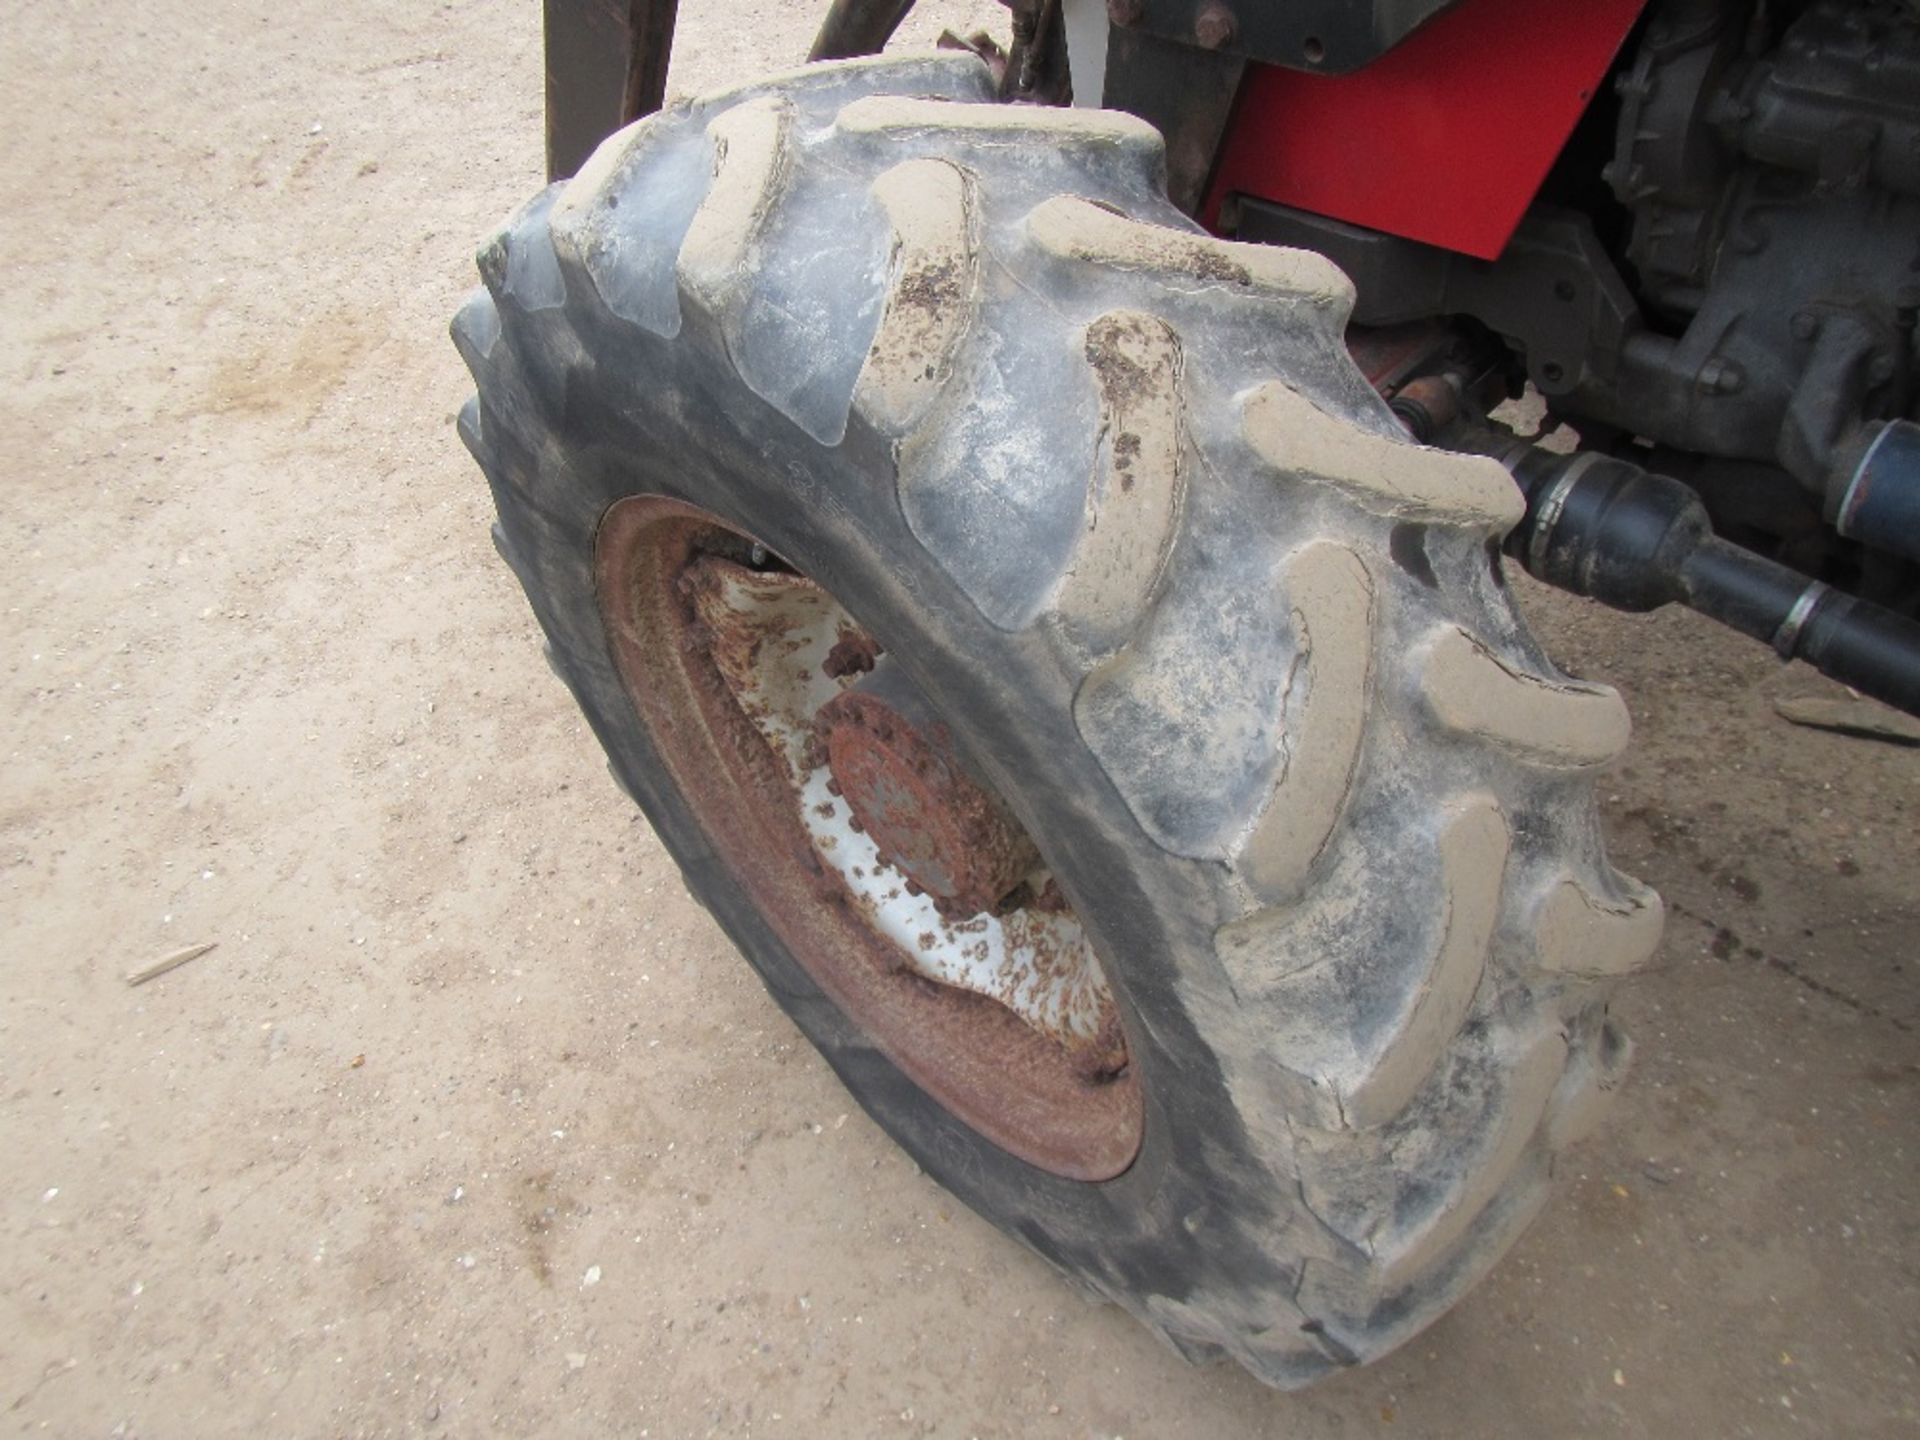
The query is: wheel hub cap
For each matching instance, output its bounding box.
[816,682,1040,918]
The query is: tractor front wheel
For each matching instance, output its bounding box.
[454,53,1663,1387]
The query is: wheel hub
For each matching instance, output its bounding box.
[815,677,1040,918]
[591,496,1142,1179]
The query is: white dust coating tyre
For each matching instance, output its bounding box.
[454,53,1663,1388]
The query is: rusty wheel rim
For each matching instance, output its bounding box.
[594,496,1144,1181]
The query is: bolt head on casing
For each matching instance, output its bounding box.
[1195,2,1237,49]
[1698,357,1746,395]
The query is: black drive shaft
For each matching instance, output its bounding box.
[1489,445,1920,718]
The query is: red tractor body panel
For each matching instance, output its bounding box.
[1206,0,1649,260]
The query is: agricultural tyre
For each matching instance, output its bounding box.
[452,53,1664,1388]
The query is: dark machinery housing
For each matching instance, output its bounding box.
[1231,0,1920,712]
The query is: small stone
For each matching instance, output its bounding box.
[457,1254,476,1269]
[566,1352,587,1370]
[41,1188,58,1203]
[582,1265,601,1287]
[446,1185,465,1205]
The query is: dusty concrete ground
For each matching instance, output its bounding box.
[3,1,1916,1436]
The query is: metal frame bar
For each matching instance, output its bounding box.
[807,0,916,61]
[543,0,683,182]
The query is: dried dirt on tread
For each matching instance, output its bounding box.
[2,3,1917,1437]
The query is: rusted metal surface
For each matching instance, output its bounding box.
[822,630,882,679]
[1341,319,1451,391]
[816,681,1041,919]
[1385,372,1462,442]
[935,26,1009,88]
[593,495,1142,1180]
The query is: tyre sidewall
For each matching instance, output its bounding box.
[484,303,1318,1341]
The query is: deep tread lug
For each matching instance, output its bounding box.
[1418,624,1632,769]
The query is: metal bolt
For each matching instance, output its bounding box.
[1107,0,1144,25]
[1698,357,1745,395]
[1194,2,1236,49]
